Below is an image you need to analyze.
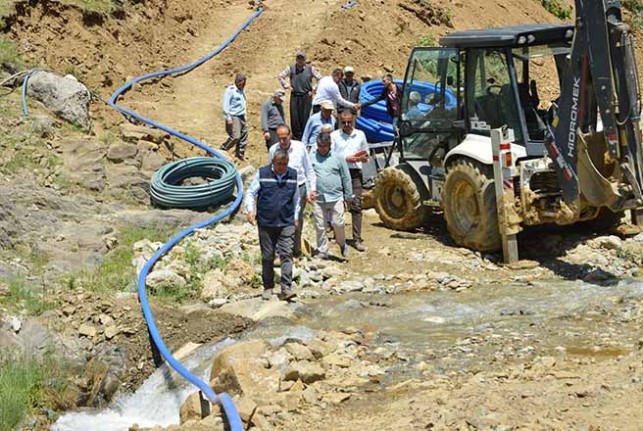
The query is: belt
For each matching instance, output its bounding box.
[292,92,309,96]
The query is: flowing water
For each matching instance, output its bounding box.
[53,277,643,430]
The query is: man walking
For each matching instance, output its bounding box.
[269,124,317,257]
[278,51,322,140]
[261,89,287,149]
[331,110,369,252]
[312,69,360,114]
[245,149,299,301]
[301,100,336,152]
[338,66,361,114]
[221,74,248,161]
[311,132,352,259]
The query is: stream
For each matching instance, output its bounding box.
[52,277,643,430]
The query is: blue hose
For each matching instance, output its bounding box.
[21,69,37,116]
[356,79,457,143]
[107,8,264,431]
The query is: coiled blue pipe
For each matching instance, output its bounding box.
[150,157,237,209]
[107,8,264,431]
[356,79,457,143]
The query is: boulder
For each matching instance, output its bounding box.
[107,144,138,163]
[218,298,295,322]
[146,269,186,291]
[209,340,279,397]
[200,269,226,301]
[179,391,217,424]
[119,123,169,144]
[283,360,326,384]
[27,71,91,130]
[62,139,107,191]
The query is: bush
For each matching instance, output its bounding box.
[623,0,643,30]
[540,0,572,20]
[416,34,437,47]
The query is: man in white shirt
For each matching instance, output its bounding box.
[269,124,317,257]
[312,69,360,115]
[331,109,368,252]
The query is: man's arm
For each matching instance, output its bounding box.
[303,149,317,194]
[361,87,387,108]
[222,87,232,121]
[278,66,291,89]
[311,65,323,81]
[292,181,301,222]
[339,156,353,199]
[268,144,276,163]
[244,172,261,223]
[301,116,314,147]
[260,101,270,132]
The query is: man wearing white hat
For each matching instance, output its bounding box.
[301,99,337,153]
[338,66,361,114]
[261,89,287,149]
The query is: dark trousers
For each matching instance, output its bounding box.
[258,225,295,291]
[349,169,363,242]
[290,94,312,140]
[311,104,321,115]
[265,129,279,151]
[294,184,307,256]
[221,115,248,159]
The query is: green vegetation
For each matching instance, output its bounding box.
[0,352,71,431]
[540,0,572,20]
[63,224,175,293]
[415,34,437,47]
[0,38,22,69]
[623,0,643,30]
[0,277,53,315]
[62,0,123,13]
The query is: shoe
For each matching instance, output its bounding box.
[220,145,230,151]
[316,251,329,260]
[262,288,273,300]
[354,240,366,252]
[340,243,349,258]
[278,288,296,301]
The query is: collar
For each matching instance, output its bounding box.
[316,149,332,158]
[271,166,288,179]
[340,128,356,138]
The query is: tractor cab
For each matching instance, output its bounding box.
[397,24,575,179]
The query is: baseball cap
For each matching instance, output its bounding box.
[273,89,286,101]
[344,66,354,74]
[296,50,306,59]
[320,100,334,110]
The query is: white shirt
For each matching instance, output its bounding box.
[268,140,317,192]
[312,76,355,109]
[331,128,369,170]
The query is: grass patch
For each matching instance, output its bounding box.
[539,0,572,20]
[62,0,123,13]
[0,351,71,431]
[62,224,175,293]
[0,37,22,69]
[0,278,53,316]
[624,0,643,30]
[415,34,437,47]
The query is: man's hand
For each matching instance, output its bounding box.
[263,131,271,141]
[307,191,317,203]
[358,153,369,163]
[354,103,361,111]
[307,90,313,97]
[294,219,300,231]
[246,211,256,225]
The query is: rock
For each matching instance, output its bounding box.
[146,269,186,291]
[323,353,352,368]
[139,151,167,175]
[119,123,169,144]
[8,316,22,333]
[105,164,147,191]
[200,269,226,301]
[209,340,280,397]
[27,71,91,130]
[284,361,326,384]
[78,324,97,338]
[62,139,107,191]
[591,235,622,250]
[104,326,119,340]
[323,392,351,405]
[284,343,314,361]
[236,395,258,422]
[307,339,332,359]
[30,114,57,138]
[423,316,446,324]
[219,298,295,322]
[107,144,138,163]
[302,386,320,404]
[179,391,215,424]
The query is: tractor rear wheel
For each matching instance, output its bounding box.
[443,159,501,251]
[374,167,427,231]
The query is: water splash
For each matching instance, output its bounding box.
[51,338,235,431]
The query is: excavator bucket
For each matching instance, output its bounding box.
[577,131,622,209]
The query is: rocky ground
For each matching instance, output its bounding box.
[2,0,643,430]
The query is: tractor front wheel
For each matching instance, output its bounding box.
[374,167,427,231]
